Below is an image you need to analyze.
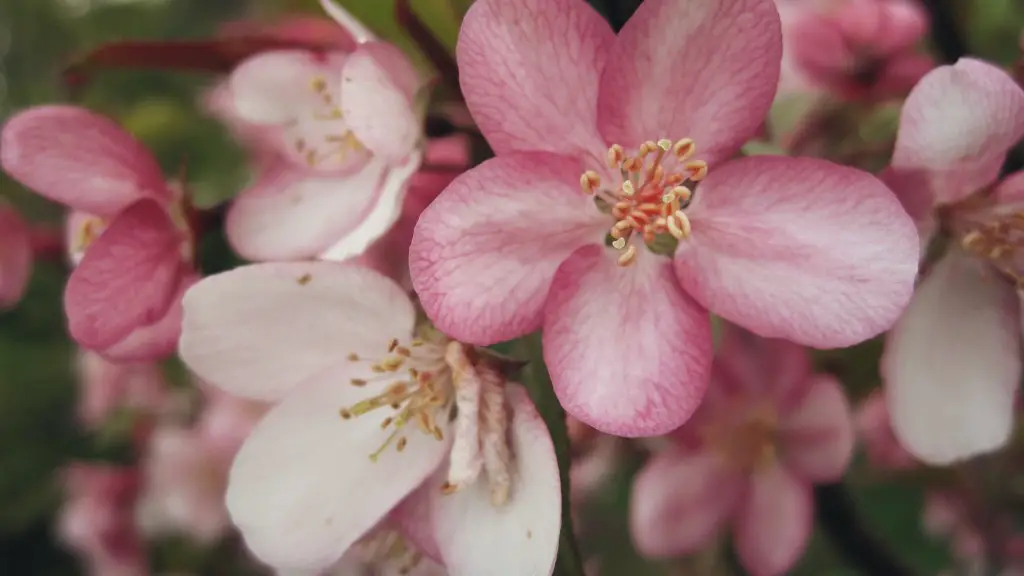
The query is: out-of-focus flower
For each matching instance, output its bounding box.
[923,491,1024,576]
[58,463,147,576]
[178,262,560,575]
[0,204,33,308]
[880,59,1024,464]
[0,106,200,361]
[74,351,168,430]
[410,0,919,437]
[629,328,854,576]
[206,4,428,264]
[784,0,933,101]
[854,389,917,470]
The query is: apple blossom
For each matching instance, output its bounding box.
[0,204,32,308]
[880,58,1024,464]
[0,106,200,361]
[410,0,919,437]
[178,262,559,574]
[74,351,168,430]
[629,328,854,576]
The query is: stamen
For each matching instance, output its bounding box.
[617,245,638,267]
[580,171,601,195]
[607,145,625,169]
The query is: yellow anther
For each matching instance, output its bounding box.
[639,140,658,156]
[611,237,627,250]
[621,180,635,198]
[667,211,692,240]
[310,76,328,94]
[657,138,672,151]
[685,160,709,182]
[580,171,602,194]
[607,144,625,169]
[617,244,638,267]
[673,138,696,160]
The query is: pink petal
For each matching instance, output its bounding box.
[456,0,613,156]
[226,371,451,571]
[65,199,184,350]
[389,486,444,563]
[431,386,560,576]
[995,170,1024,205]
[733,464,813,576]
[855,390,917,471]
[675,156,920,348]
[226,160,394,261]
[0,205,32,308]
[410,153,606,346]
[778,374,855,482]
[100,272,199,363]
[712,328,813,413]
[892,58,1024,205]
[597,0,782,166]
[543,247,712,437]
[629,449,742,558]
[229,51,332,125]
[340,43,421,163]
[882,250,1020,464]
[1,106,167,215]
[179,262,415,401]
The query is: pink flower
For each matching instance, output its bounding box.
[0,204,32,308]
[74,350,168,429]
[880,59,1024,464]
[629,328,854,576]
[410,0,919,437]
[58,463,147,576]
[923,491,1024,574]
[210,2,428,264]
[854,389,917,471]
[0,105,200,361]
[785,0,933,101]
[178,262,560,574]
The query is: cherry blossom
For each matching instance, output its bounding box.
[0,204,32,308]
[178,262,559,574]
[410,0,919,437]
[880,58,1024,464]
[0,106,200,361]
[629,328,854,576]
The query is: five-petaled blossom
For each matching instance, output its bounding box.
[629,328,854,576]
[879,58,1024,464]
[0,204,32,309]
[209,1,427,264]
[1,106,199,361]
[178,262,560,575]
[410,0,920,437]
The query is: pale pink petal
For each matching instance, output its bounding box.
[340,43,420,163]
[675,156,920,348]
[733,464,813,576]
[778,375,855,482]
[544,247,712,437]
[431,386,560,576]
[389,486,444,563]
[457,0,613,156]
[229,51,330,125]
[892,58,1024,204]
[883,250,1020,464]
[226,160,393,261]
[878,166,937,258]
[597,0,782,166]
[1,106,167,215]
[629,449,742,558]
[995,170,1024,205]
[179,262,415,401]
[0,206,32,308]
[101,272,199,363]
[226,371,451,571]
[410,153,606,346]
[65,199,183,350]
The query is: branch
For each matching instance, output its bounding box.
[814,483,916,576]
[395,0,460,95]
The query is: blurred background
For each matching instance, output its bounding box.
[1,0,1024,574]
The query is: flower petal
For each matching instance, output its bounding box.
[226,160,393,261]
[1,106,167,215]
[0,206,32,308]
[597,0,782,166]
[712,328,813,413]
[65,199,183,350]
[675,156,920,348]
[778,375,855,482]
[99,272,198,363]
[229,51,329,125]
[226,372,451,571]
[431,386,560,576]
[882,250,1020,465]
[340,43,421,163]
[629,449,741,558]
[733,464,813,576]
[543,247,712,437]
[179,262,415,401]
[457,0,613,156]
[410,152,606,346]
[892,58,1024,204]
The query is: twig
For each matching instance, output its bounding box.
[395,0,460,95]
[814,483,915,576]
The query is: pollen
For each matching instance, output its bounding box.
[580,137,708,267]
[293,75,368,169]
[960,210,1024,283]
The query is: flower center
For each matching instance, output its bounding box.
[579,138,708,266]
[293,75,369,170]
[701,402,778,473]
[338,332,454,462]
[960,211,1024,284]
[354,530,427,575]
[71,216,106,262]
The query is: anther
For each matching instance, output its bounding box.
[347,353,360,362]
[310,76,328,94]
[673,138,696,160]
[667,212,692,240]
[388,339,399,352]
[607,145,625,169]
[350,378,368,387]
[621,180,636,198]
[685,160,709,182]
[611,237,627,250]
[396,437,408,452]
[580,171,601,195]
[617,244,638,267]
